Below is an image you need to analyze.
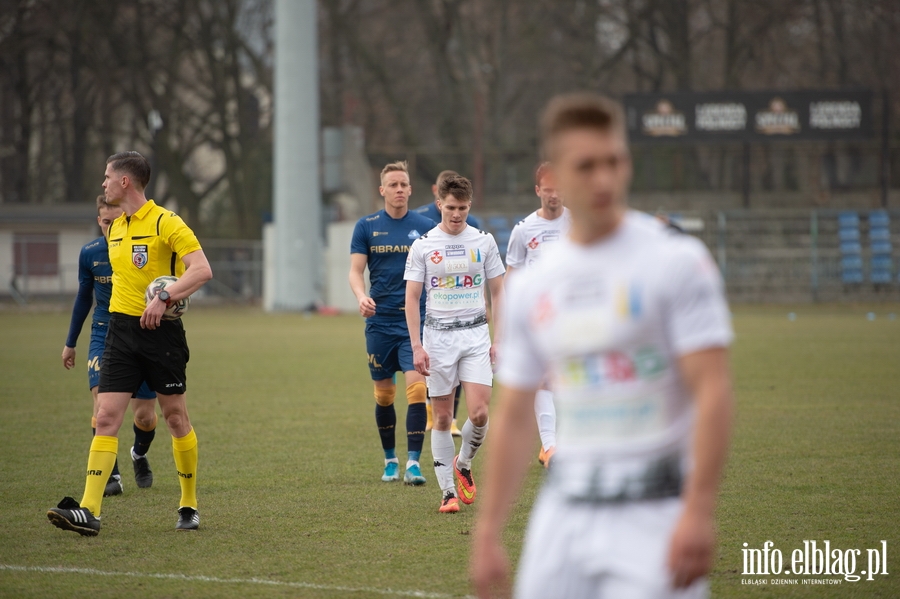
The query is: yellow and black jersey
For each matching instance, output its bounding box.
[107,200,202,317]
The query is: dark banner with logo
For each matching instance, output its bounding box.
[624,90,873,142]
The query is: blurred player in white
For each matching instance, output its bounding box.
[505,161,571,467]
[471,93,734,598]
[404,174,505,513]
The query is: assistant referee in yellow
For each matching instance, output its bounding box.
[48,151,213,535]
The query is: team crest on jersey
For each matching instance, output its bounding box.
[430,250,443,264]
[469,249,482,263]
[528,237,540,250]
[132,244,148,269]
[408,229,421,240]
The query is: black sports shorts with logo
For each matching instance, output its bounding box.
[99,313,190,395]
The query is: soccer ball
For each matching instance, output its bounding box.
[145,276,190,320]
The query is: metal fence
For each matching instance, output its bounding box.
[4,238,263,305]
[678,209,900,302]
[5,213,899,306]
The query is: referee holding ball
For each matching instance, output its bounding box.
[48,151,213,536]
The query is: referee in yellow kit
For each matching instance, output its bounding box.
[48,151,213,535]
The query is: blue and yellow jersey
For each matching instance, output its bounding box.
[64,237,115,347]
[107,200,202,317]
[351,209,436,322]
[414,202,481,229]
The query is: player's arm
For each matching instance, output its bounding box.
[471,384,538,598]
[62,248,94,369]
[142,249,213,330]
[486,275,504,365]
[667,347,733,589]
[349,253,376,318]
[404,280,429,376]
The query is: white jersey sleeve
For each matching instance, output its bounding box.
[505,220,527,269]
[665,238,733,356]
[495,273,547,390]
[404,238,426,283]
[484,233,506,279]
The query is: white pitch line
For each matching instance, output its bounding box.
[0,564,473,598]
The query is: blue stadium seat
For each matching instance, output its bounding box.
[838,211,860,228]
[869,210,890,229]
[838,211,862,284]
[838,228,860,242]
[842,269,864,284]
[870,227,891,242]
[841,256,863,270]
[871,241,892,255]
[867,211,892,283]
[840,241,862,254]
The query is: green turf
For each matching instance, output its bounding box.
[0,305,898,598]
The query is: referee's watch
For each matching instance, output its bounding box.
[157,289,171,306]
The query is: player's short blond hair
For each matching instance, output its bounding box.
[380,161,409,183]
[540,93,626,158]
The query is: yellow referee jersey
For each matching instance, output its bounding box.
[107,200,202,317]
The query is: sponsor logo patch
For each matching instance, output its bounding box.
[445,258,468,273]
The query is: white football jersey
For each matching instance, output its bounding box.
[506,208,572,269]
[405,225,506,326]
[497,211,732,493]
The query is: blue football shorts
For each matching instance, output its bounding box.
[365,319,417,381]
[89,322,155,399]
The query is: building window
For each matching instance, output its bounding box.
[14,233,58,276]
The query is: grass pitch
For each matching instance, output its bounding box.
[0,304,898,598]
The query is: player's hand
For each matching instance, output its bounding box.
[140,296,167,330]
[666,506,716,589]
[358,296,376,318]
[470,536,512,599]
[413,345,430,376]
[62,346,76,370]
[489,344,499,370]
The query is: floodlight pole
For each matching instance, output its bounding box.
[269,0,321,311]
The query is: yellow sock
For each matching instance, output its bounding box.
[172,428,198,509]
[80,435,118,516]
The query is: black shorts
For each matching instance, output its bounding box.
[99,313,190,396]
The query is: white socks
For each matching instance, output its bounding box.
[457,418,488,470]
[431,429,456,494]
[534,389,557,451]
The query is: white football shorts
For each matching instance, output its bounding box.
[422,324,493,396]
[515,488,709,599]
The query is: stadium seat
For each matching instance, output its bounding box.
[868,211,893,284]
[841,256,863,270]
[838,228,860,242]
[842,269,864,284]
[838,211,862,284]
[869,210,890,229]
[838,211,860,228]
[840,241,862,255]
